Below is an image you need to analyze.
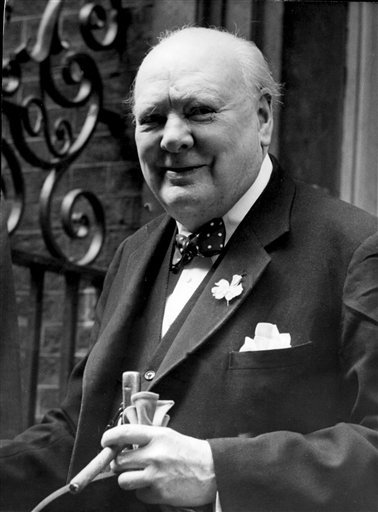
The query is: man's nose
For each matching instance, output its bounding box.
[160,114,193,153]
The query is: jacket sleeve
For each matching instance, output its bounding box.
[209,232,378,512]
[0,357,84,510]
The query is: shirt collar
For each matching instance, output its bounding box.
[177,154,273,242]
[223,153,272,243]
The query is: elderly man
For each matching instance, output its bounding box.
[1,27,378,512]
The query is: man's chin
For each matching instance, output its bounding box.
[162,196,207,227]
[160,187,199,209]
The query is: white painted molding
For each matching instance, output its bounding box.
[341,2,378,216]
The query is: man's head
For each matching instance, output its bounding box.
[132,27,280,231]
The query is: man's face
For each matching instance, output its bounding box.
[133,33,272,231]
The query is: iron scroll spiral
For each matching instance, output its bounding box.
[1,0,125,265]
[1,139,25,234]
[79,0,123,51]
[40,175,105,266]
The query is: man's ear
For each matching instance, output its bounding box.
[258,94,273,148]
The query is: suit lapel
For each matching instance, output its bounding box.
[148,164,295,389]
[70,215,175,476]
[84,214,174,386]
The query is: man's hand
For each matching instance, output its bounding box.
[101,424,217,506]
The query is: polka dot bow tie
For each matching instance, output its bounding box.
[170,218,226,273]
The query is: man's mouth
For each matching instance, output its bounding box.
[162,165,205,173]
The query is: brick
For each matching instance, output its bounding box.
[42,292,65,323]
[44,271,65,292]
[75,133,123,164]
[69,164,108,195]
[15,203,40,232]
[24,17,43,51]
[18,77,41,100]
[14,137,51,167]
[15,291,31,322]
[11,0,51,18]
[103,195,141,230]
[107,161,144,195]
[11,231,47,255]
[35,385,59,421]
[78,286,99,322]
[18,327,30,365]
[60,11,83,49]
[22,170,46,203]
[102,72,131,104]
[66,238,95,264]
[38,356,60,385]
[3,20,24,56]
[41,323,63,355]
[12,266,30,292]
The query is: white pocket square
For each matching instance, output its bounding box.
[239,322,291,351]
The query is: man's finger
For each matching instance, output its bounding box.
[111,446,146,471]
[117,468,151,491]
[101,424,158,449]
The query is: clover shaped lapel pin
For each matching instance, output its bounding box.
[211,274,244,306]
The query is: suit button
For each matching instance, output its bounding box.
[144,370,155,381]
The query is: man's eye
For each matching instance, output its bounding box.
[188,106,215,120]
[139,114,165,126]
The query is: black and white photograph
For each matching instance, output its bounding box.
[1,1,377,511]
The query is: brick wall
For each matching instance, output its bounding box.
[3,0,159,421]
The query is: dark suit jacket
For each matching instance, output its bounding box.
[1,161,378,512]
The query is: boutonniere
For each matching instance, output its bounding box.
[211,274,244,306]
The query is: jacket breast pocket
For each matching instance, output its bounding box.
[224,341,317,435]
[228,341,314,370]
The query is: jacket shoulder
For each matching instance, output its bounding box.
[292,178,377,247]
[96,213,171,313]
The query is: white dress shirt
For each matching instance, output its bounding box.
[162,155,273,337]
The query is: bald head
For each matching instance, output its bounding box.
[132,26,280,114]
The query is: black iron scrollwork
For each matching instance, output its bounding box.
[40,178,106,266]
[2,0,126,265]
[79,0,123,51]
[1,138,24,233]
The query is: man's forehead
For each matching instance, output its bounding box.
[134,37,242,104]
[135,69,222,96]
[138,30,240,79]
[133,68,240,115]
